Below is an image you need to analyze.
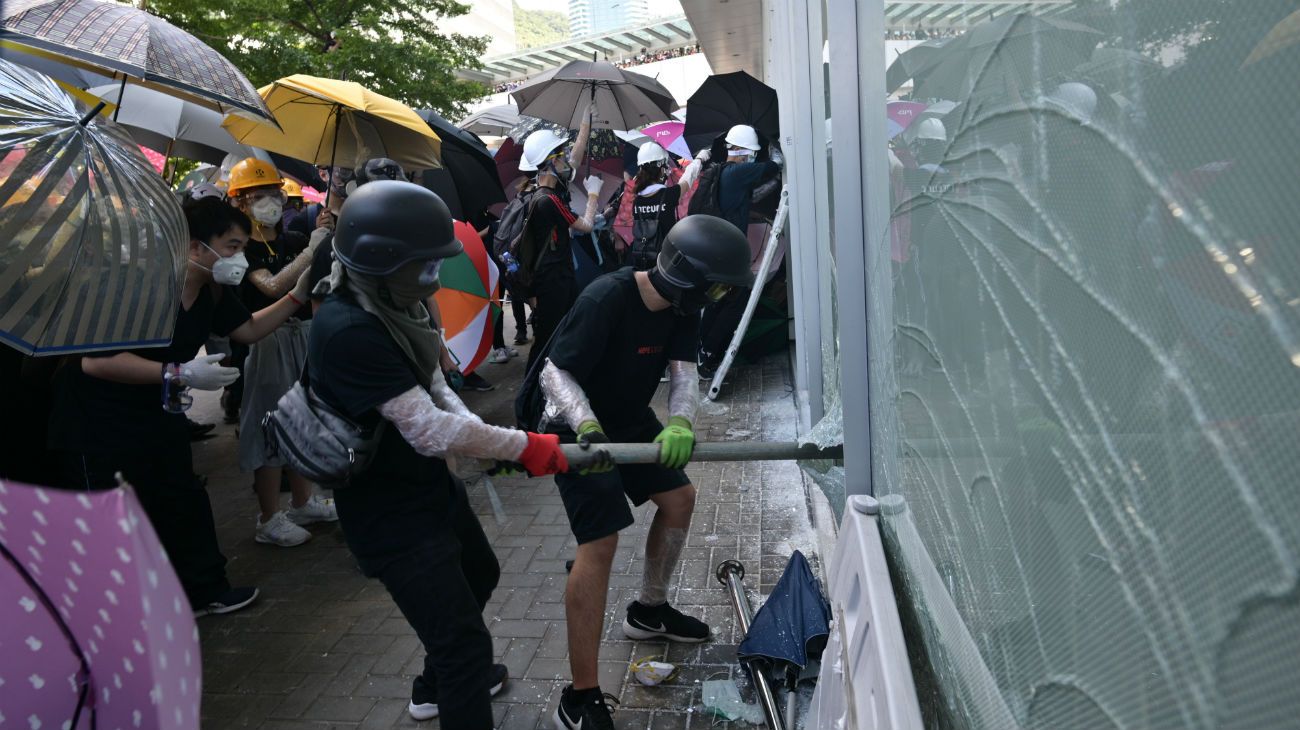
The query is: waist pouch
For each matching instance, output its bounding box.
[263,381,385,488]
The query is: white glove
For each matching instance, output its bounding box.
[769,146,785,166]
[180,354,239,391]
[695,148,712,162]
[308,226,331,253]
[290,266,314,303]
[583,175,603,196]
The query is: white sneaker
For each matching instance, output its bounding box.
[488,347,510,364]
[286,494,338,525]
[506,346,519,358]
[255,511,311,547]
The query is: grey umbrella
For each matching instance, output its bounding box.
[87,83,240,164]
[510,59,675,131]
[458,103,520,137]
[0,59,187,356]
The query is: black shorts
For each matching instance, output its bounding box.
[554,417,692,544]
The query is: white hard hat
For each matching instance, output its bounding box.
[914,117,947,142]
[637,141,671,167]
[724,124,761,151]
[1045,82,1098,122]
[518,128,570,172]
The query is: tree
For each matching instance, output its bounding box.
[149,0,490,118]
[513,1,569,51]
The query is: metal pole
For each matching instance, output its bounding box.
[708,186,791,400]
[559,440,842,471]
[716,560,786,730]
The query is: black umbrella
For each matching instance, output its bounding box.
[414,109,506,220]
[683,70,780,155]
[738,551,831,729]
[886,37,955,93]
[909,13,1102,101]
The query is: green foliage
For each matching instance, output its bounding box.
[149,0,490,118]
[513,1,569,50]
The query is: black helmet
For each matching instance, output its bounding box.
[333,180,462,276]
[656,215,755,289]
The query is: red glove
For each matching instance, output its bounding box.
[518,432,569,476]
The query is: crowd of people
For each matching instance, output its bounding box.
[1,99,784,728]
[490,44,702,94]
[887,27,962,40]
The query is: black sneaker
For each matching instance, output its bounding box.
[622,600,711,643]
[697,361,717,381]
[514,332,530,345]
[408,663,508,721]
[461,372,496,392]
[193,587,259,618]
[553,685,617,730]
[187,418,216,441]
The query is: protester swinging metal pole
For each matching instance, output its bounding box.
[709,185,790,400]
[716,560,786,730]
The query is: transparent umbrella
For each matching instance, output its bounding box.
[0,59,186,356]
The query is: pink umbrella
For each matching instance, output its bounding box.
[138,145,168,174]
[641,120,692,159]
[886,101,929,139]
[0,480,203,729]
[300,185,325,204]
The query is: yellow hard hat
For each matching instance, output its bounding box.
[281,178,304,198]
[226,158,284,197]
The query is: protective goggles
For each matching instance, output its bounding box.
[705,282,732,302]
[417,259,443,286]
[242,188,286,203]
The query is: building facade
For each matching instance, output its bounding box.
[567,0,649,37]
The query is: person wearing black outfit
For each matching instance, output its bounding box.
[530,216,756,730]
[226,158,336,547]
[308,181,569,727]
[515,119,601,369]
[625,141,704,271]
[49,197,317,617]
[696,125,784,380]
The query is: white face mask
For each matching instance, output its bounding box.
[250,197,284,226]
[728,148,756,163]
[195,242,249,286]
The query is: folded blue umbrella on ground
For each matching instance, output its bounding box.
[738,549,832,669]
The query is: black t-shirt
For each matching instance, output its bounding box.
[528,191,578,275]
[547,268,699,429]
[631,184,682,265]
[48,284,252,454]
[308,293,454,563]
[241,230,312,318]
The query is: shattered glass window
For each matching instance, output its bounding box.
[874,2,1300,728]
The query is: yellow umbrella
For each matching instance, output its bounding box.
[1243,8,1300,67]
[221,75,441,172]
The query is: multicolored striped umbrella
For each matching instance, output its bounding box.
[434,221,500,375]
[0,0,273,121]
[0,58,187,356]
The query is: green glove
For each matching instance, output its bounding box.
[576,420,615,475]
[654,416,696,469]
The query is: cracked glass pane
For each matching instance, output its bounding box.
[874,2,1300,728]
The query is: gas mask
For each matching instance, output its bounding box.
[728,147,757,163]
[382,259,443,308]
[547,155,576,186]
[194,242,249,286]
[648,268,732,316]
[250,197,284,226]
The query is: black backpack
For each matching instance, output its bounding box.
[491,184,548,290]
[686,161,730,217]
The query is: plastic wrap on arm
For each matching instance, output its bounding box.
[378,386,527,461]
[667,360,699,424]
[540,359,598,430]
[680,158,704,190]
[429,369,482,422]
